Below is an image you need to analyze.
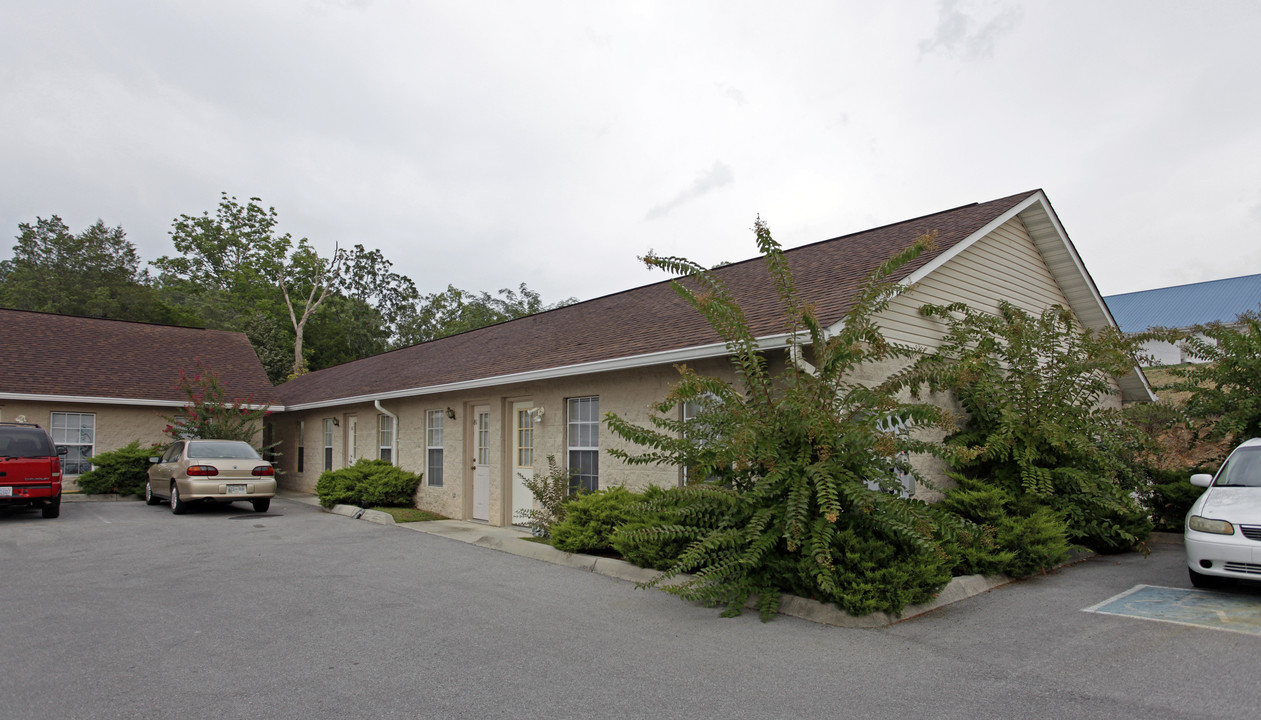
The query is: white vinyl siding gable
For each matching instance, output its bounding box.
[874,217,1073,351]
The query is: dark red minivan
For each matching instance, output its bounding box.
[0,422,65,519]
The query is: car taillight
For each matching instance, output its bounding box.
[252,465,275,476]
[187,465,219,477]
[50,456,61,479]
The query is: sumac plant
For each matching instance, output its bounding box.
[607,218,988,620]
[900,300,1152,552]
[162,360,269,446]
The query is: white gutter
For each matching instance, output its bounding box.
[284,332,799,411]
[0,391,282,412]
[374,399,398,466]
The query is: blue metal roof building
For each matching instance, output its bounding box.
[1104,273,1261,333]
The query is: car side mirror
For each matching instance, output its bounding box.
[57,446,68,456]
[1190,473,1213,488]
[148,457,161,464]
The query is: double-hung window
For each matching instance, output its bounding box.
[323,419,334,471]
[378,414,394,463]
[297,421,305,473]
[567,396,599,492]
[51,412,94,475]
[426,410,444,487]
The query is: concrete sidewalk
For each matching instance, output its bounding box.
[282,489,1040,628]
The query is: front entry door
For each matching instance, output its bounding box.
[511,401,535,525]
[471,405,490,522]
[344,414,357,467]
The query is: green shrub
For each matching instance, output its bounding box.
[551,486,640,554]
[513,455,575,537]
[902,300,1154,553]
[1142,467,1208,532]
[76,441,156,496]
[315,459,421,509]
[610,486,695,570]
[606,224,983,620]
[939,476,1071,576]
[358,462,424,507]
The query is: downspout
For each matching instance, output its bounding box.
[374,400,398,466]
[788,340,818,376]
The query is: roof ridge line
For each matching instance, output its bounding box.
[311,190,1042,378]
[0,306,211,331]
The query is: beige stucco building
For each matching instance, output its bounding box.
[267,190,1153,526]
[0,190,1151,512]
[0,312,279,490]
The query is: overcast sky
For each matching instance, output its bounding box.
[3,1,1259,306]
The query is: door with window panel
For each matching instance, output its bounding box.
[471,406,490,521]
[511,401,535,525]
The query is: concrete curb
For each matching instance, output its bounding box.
[304,492,1101,628]
[62,494,134,503]
[328,504,396,525]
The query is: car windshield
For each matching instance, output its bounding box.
[187,441,261,460]
[0,429,54,458]
[1214,447,1261,488]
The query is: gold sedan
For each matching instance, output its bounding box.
[146,440,276,514]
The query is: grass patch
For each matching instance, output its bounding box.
[373,507,447,523]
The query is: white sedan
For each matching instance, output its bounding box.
[1185,437,1261,588]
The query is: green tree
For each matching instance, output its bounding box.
[303,244,420,370]
[398,283,576,345]
[0,215,181,323]
[336,244,419,344]
[899,301,1151,552]
[157,194,429,378]
[1163,310,1261,441]
[607,219,984,620]
[156,193,346,378]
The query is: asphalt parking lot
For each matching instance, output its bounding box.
[2,496,1259,720]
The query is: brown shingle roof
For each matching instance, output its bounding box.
[277,191,1038,406]
[0,310,279,406]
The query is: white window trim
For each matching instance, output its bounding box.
[378,414,394,463]
[51,411,95,476]
[426,409,444,487]
[567,396,599,492]
[323,418,334,472]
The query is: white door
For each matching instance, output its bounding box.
[344,415,357,467]
[511,401,535,525]
[472,406,490,521]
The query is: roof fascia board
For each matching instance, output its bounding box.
[284,333,798,412]
[874,190,1154,403]
[901,191,1044,288]
[0,392,281,412]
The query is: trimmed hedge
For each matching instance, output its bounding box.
[315,459,422,509]
[76,440,156,496]
[550,487,640,554]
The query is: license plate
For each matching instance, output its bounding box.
[227,484,246,495]
[0,487,10,497]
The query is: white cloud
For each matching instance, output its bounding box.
[918,0,1023,59]
[1,0,1259,305]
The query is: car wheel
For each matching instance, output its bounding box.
[1189,566,1224,589]
[41,495,61,519]
[144,480,162,505]
[170,483,189,515]
[252,498,271,513]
